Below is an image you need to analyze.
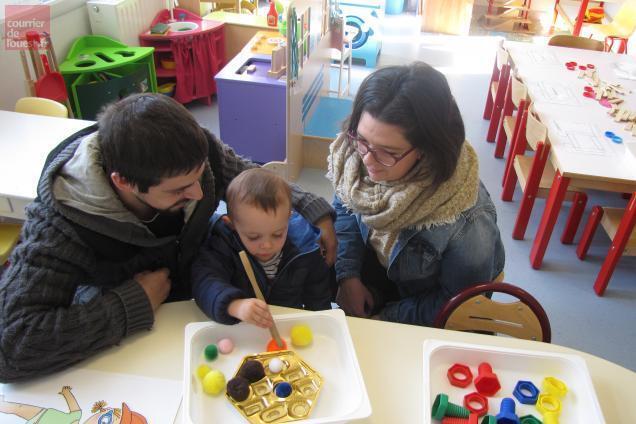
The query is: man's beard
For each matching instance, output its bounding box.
[134,193,189,216]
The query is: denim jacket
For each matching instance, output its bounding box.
[333,181,505,326]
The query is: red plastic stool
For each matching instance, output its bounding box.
[604,36,628,54]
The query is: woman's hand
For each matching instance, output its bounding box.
[336,277,374,318]
[228,298,274,328]
[315,216,338,266]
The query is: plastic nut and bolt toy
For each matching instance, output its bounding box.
[542,411,560,424]
[474,362,501,396]
[463,392,488,416]
[432,393,470,420]
[513,380,540,405]
[542,376,568,397]
[496,397,519,424]
[480,416,496,424]
[448,363,473,388]
[440,414,479,424]
[537,393,562,415]
[520,414,543,424]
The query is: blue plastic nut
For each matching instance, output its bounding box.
[496,397,520,424]
[513,380,540,405]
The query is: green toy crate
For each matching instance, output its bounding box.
[60,35,157,119]
[70,63,152,120]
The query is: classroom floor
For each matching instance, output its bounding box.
[188,14,636,372]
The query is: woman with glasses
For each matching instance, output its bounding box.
[328,62,505,326]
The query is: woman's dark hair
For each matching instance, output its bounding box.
[346,62,465,187]
[98,93,209,192]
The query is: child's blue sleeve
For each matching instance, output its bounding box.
[191,230,245,325]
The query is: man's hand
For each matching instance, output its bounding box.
[228,298,274,328]
[134,268,171,313]
[315,215,337,266]
[336,277,374,318]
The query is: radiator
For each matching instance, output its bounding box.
[87,0,164,46]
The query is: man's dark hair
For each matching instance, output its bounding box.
[345,62,465,187]
[98,93,209,192]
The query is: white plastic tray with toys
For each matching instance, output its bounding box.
[422,340,605,424]
[183,309,371,424]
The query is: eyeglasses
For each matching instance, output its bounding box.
[347,131,416,167]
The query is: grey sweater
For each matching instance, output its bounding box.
[0,127,333,382]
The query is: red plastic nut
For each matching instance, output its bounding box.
[474,362,501,396]
[464,392,489,416]
[447,363,473,388]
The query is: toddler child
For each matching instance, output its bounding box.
[191,168,333,328]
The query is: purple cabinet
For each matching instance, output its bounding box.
[215,51,286,163]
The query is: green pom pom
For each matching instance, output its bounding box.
[204,344,218,361]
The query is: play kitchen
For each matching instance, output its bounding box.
[139,7,226,105]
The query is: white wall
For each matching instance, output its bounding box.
[0,2,91,111]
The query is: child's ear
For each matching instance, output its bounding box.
[222,215,235,229]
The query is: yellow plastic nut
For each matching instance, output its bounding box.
[537,393,562,416]
[542,376,568,397]
[542,411,560,424]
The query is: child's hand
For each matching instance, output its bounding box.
[228,298,274,328]
[59,386,72,394]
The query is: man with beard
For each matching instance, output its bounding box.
[0,94,336,382]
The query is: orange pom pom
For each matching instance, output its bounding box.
[266,338,288,352]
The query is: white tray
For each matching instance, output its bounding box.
[183,309,371,424]
[422,340,605,423]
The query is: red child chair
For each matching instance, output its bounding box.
[576,192,636,296]
[494,73,529,159]
[501,106,587,243]
[483,43,511,143]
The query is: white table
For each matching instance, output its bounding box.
[504,42,636,269]
[0,111,94,220]
[77,301,636,423]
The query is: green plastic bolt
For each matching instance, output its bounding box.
[520,414,543,424]
[431,393,470,419]
[480,415,497,424]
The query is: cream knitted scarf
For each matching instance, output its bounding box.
[327,133,480,264]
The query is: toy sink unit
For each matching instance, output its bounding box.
[423,340,605,423]
[183,309,371,424]
[169,21,198,32]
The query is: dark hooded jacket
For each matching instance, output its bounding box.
[191,213,333,324]
[0,126,333,382]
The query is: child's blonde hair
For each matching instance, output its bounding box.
[226,168,292,218]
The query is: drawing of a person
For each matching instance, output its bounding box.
[0,386,81,423]
[82,400,147,424]
[0,386,147,424]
